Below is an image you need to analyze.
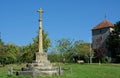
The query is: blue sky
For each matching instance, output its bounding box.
[0,0,120,46]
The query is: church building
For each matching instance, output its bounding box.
[92,20,114,60]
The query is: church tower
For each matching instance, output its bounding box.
[92,20,114,58]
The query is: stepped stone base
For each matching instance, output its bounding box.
[17,52,62,76]
[17,68,58,76]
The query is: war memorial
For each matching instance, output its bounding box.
[17,8,61,76]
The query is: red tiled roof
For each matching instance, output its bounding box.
[92,20,114,30]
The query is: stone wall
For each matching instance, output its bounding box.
[92,27,110,50]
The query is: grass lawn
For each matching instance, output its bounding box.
[0,63,120,78]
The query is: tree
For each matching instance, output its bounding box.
[0,41,20,66]
[56,39,74,63]
[94,47,106,63]
[51,39,91,63]
[74,40,91,63]
[5,43,20,64]
[20,44,33,62]
[48,49,62,62]
[0,40,6,66]
[107,21,120,62]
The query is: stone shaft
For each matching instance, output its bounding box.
[38,8,43,53]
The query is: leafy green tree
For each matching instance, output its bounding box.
[20,44,34,63]
[74,40,91,62]
[0,40,20,65]
[5,43,20,64]
[0,40,6,66]
[48,51,62,63]
[52,39,91,63]
[56,39,74,63]
[94,47,106,63]
[107,21,120,62]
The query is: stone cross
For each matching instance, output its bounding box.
[37,8,43,53]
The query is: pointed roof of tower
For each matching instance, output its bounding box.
[92,20,114,30]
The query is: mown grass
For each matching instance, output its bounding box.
[0,63,120,78]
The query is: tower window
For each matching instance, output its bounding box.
[99,29,102,33]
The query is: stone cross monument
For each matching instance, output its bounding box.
[35,8,47,62]
[17,8,61,76]
[37,8,43,53]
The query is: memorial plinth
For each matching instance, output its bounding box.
[17,52,59,76]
